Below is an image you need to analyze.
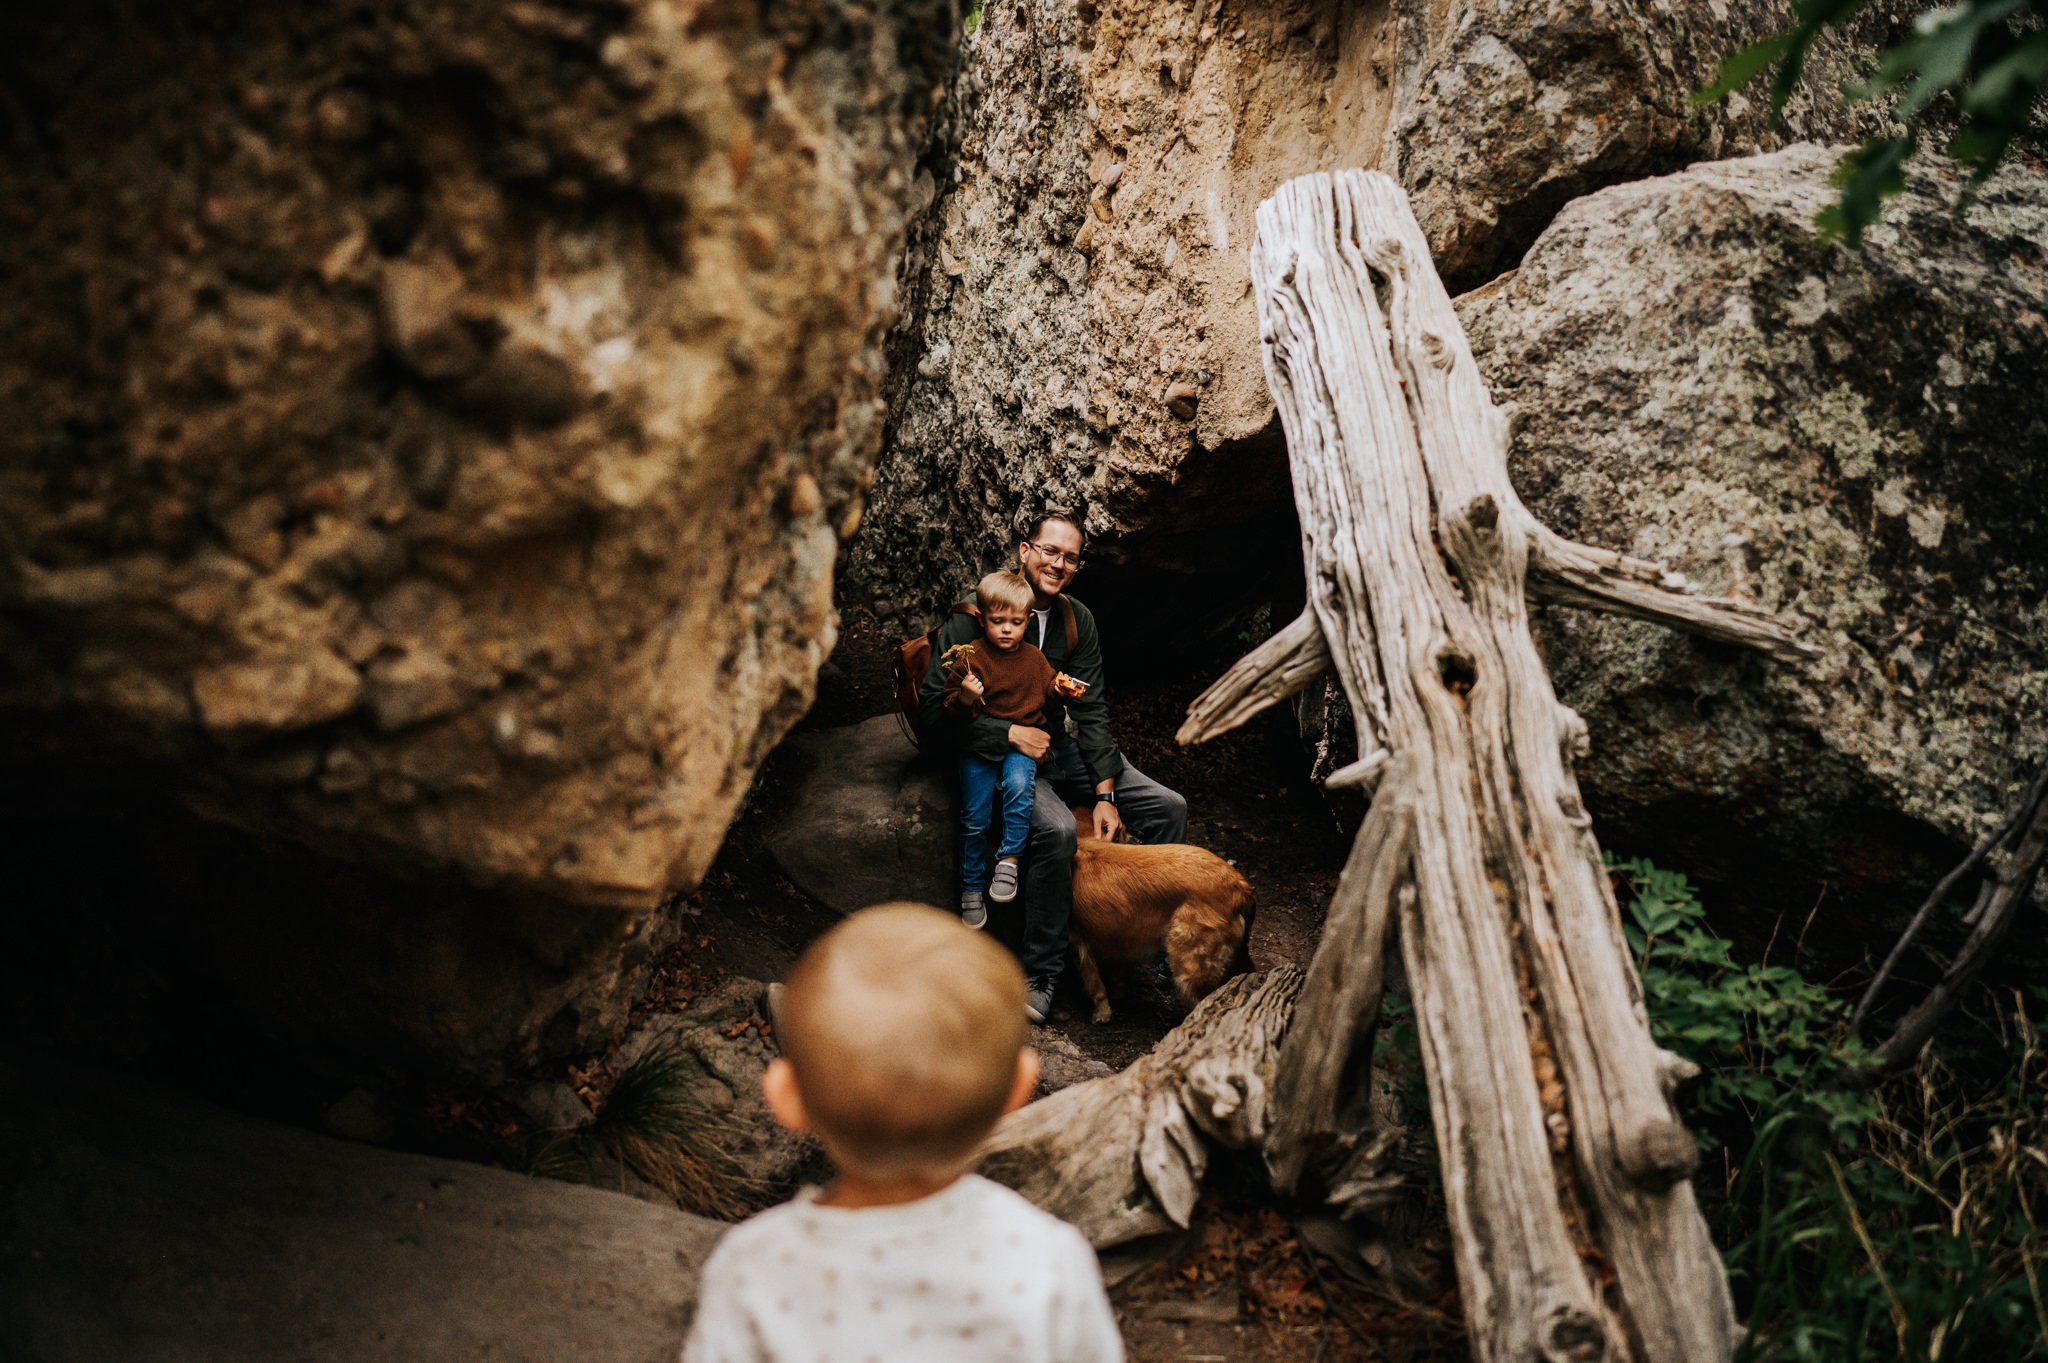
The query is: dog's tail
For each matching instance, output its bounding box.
[1166,869,1258,1005]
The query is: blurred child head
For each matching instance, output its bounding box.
[765,903,1036,1182]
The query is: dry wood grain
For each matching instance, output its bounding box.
[1177,169,1815,1363]
[974,966,1304,1250]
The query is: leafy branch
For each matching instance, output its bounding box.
[1697,0,2047,245]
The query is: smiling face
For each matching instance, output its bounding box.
[982,605,1030,652]
[1018,517,1083,603]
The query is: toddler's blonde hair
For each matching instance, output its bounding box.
[976,569,1035,619]
[777,903,1029,1179]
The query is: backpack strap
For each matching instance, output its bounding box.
[929,601,979,640]
[1057,596,1078,652]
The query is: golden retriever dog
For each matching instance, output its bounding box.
[1067,809,1256,1023]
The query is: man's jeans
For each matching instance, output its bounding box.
[957,751,1038,895]
[1020,745,1188,989]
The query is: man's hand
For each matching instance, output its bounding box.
[1007,724,1051,759]
[962,672,985,699]
[1092,798,1123,841]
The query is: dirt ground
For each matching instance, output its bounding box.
[681,605,1468,1362]
[5,598,1467,1361]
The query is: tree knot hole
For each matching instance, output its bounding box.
[1540,1304,1608,1362]
[1437,646,1477,697]
[1617,1117,1700,1191]
[1363,237,1404,314]
[1420,330,1453,369]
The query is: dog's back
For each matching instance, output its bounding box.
[1069,836,1255,1021]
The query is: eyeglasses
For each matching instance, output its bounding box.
[1026,542,1084,568]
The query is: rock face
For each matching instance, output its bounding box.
[0,1062,724,1363]
[0,2,949,1071]
[1386,0,1902,289]
[764,715,956,914]
[1453,146,2048,916]
[846,0,1899,633]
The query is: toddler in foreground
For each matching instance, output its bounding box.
[682,903,1123,1363]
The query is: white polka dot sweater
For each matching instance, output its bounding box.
[681,1174,1123,1363]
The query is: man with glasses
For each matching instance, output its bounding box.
[919,512,1188,1023]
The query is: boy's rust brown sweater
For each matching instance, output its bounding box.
[942,641,1059,727]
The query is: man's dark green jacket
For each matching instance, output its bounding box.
[917,594,1124,786]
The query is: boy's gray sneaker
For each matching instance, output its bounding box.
[1025,982,1053,1024]
[989,859,1021,904]
[959,890,988,931]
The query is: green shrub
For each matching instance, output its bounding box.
[1613,855,1877,1149]
[1610,856,2048,1362]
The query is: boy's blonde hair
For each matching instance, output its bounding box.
[976,569,1035,618]
[777,903,1029,1179]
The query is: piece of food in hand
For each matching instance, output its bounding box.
[1052,671,1088,698]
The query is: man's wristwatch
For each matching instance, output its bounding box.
[1094,790,1117,806]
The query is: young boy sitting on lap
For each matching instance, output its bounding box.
[683,903,1122,1363]
[941,570,1086,930]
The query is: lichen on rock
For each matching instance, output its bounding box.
[1456,145,2048,915]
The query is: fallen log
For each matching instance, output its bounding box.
[974,966,1304,1250]
[1171,170,1819,1363]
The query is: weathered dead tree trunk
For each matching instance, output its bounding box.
[1175,171,1819,1363]
[974,967,1304,1250]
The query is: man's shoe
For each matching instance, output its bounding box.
[959,890,988,931]
[1025,982,1054,1024]
[989,859,1021,904]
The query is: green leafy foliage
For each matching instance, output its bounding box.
[1725,1027,2048,1362]
[1235,601,1275,650]
[1614,855,1876,1147]
[1697,0,2047,245]
[1611,855,2048,1361]
[1377,990,1430,1122]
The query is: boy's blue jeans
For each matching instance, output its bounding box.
[956,751,1038,893]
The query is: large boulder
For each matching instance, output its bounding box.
[0,1,950,1072]
[845,0,1900,633]
[1454,146,2048,917]
[763,715,956,914]
[0,1062,724,1363]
